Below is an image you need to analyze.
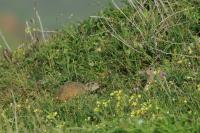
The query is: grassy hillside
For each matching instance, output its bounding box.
[0,0,200,132]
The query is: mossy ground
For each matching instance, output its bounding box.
[0,0,200,132]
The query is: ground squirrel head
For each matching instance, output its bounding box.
[85,82,100,91]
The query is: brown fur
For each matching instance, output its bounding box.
[55,82,99,101]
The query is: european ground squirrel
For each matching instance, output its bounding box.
[55,82,100,101]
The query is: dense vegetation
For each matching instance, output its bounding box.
[0,0,200,132]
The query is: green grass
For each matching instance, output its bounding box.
[0,0,200,132]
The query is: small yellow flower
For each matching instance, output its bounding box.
[96,101,101,105]
[169,81,174,84]
[144,84,150,91]
[116,95,121,101]
[156,106,159,110]
[56,124,64,129]
[177,60,183,64]
[118,90,122,94]
[186,76,192,80]
[89,62,95,67]
[54,112,58,116]
[34,109,38,113]
[184,100,187,104]
[110,92,114,96]
[96,47,102,52]
[197,84,200,91]
[188,110,192,114]
[94,107,100,112]
[132,102,137,106]
[47,112,58,120]
[25,27,31,34]
[137,94,141,98]
[166,111,169,114]
[187,46,192,54]
[25,99,29,103]
[130,110,135,117]
[16,104,21,108]
[129,95,135,101]
[102,101,108,107]
[87,117,91,121]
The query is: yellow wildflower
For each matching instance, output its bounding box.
[197,84,200,91]
[47,112,58,120]
[94,107,100,112]
[184,100,187,104]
